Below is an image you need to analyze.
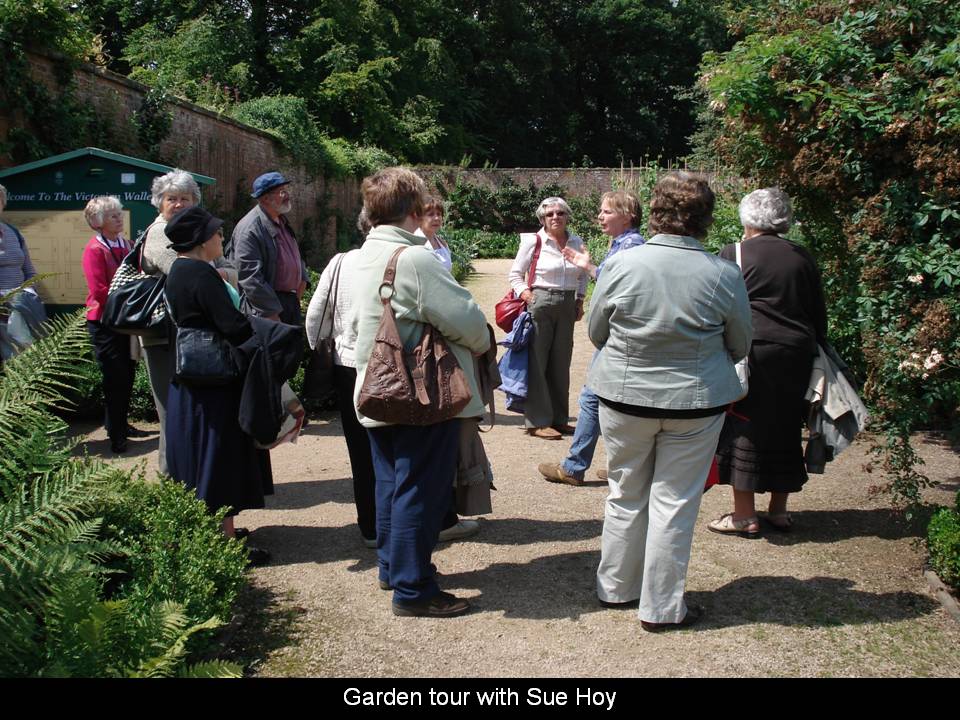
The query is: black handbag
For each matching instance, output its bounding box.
[101,230,168,339]
[172,325,240,386]
[164,290,240,386]
[302,254,343,400]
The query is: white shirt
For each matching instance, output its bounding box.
[414,227,453,272]
[305,249,360,367]
[509,229,588,298]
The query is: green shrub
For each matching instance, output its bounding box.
[101,478,248,628]
[0,311,242,677]
[928,492,960,592]
[232,95,395,179]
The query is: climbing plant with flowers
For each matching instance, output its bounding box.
[700,0,960,509]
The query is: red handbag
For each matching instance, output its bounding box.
[494,236,541,332]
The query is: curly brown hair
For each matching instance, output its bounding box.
[647,171,715,240]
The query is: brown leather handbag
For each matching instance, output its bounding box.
[357,246,473,425]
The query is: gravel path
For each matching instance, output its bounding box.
[92,258,960,677]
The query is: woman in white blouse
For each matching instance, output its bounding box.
[508,197,589,439]
[414,195,453,272]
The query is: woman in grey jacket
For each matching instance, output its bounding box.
[588,171,752,631]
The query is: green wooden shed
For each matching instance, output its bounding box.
[0,147,214,312]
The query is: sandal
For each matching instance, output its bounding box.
[762,512,793,532]
[707,513,760,538]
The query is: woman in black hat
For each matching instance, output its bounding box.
[163,206,272,565]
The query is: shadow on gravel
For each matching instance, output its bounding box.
[439,555,939,627]
[268,478,356,510]
[760,508,923,545]
[243,517,602,570]
[214,581,303,675]
[688,575,940,629]
[240,524,379,571]
[77,435,159,460]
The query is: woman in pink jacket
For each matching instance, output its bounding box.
[81,196,140,454]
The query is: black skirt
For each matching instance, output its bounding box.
[166,380,273,516]
[716,341,814,493]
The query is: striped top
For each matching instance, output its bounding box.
[0,222,37,292]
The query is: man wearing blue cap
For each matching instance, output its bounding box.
[230,171,309,324]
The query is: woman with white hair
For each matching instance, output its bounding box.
[507,197,589,439]
[141,169,237,473]
[81,196,138,453]
[708,188,828,537]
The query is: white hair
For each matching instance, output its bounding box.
[150,169,201,209]
[739,188,793,234]
[535,196,572,223]
[84,195,123,229]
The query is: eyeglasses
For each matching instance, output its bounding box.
[544,211,567,218]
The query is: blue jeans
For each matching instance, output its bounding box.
[561,350,602,480]
[367,419,460,605]
[562,383,602,480]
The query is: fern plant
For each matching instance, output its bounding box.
[0,312,242,678]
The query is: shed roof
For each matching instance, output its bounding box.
[0,147,215,185]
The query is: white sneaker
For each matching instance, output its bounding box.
[437,519,480,543]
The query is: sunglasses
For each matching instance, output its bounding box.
[544,211,567,218]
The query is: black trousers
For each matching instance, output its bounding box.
[334,364,377,539]
[87,321,136,443]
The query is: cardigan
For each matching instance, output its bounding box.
[81,234,131,321]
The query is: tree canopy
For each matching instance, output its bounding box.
[16,0,731,166]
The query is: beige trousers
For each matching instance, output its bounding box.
[597,406,723,623]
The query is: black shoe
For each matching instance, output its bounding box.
[125,425,153,438]
[110,438,128,454]
[640,605,703,632]
[246,547,271,567]
[234,527,251,540]
[392,591,470,618]
[599,597,639,609]
[379,579,392,591]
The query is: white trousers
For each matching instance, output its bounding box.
[596,406,723,623]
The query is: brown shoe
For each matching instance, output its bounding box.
[392,591,471,618]
[596,469,609,481]
[538,462,584,486]
[527,427,562,440]
[640,605,703,633]
[551,423,577,436]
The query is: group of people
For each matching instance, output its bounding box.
[75,169,311,565]
[9,161,829,628]
[511,175,826,629]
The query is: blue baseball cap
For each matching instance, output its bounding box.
[251,171,290,199]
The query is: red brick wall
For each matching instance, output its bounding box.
[1,52,362,268]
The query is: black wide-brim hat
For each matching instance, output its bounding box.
[165,206,224,252]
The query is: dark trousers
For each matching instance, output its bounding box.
[334,364,377,539]
[336,364,458,539]
[87,321,136,443]
[277,291,302,326]
[367,419,461,605]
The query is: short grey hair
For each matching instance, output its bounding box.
[150,169,201,209]
[535,196,572,223]
[0,183,7,210]
[739,188,793,234]
[84,195,123,229]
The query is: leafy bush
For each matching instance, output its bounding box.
[445,229,517,260]
[0,311,242,677]
[927,492,960,592]
[101,478,248,627]
[232,95,395,179]
[700,0,960,507]
[60,344,156,423]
